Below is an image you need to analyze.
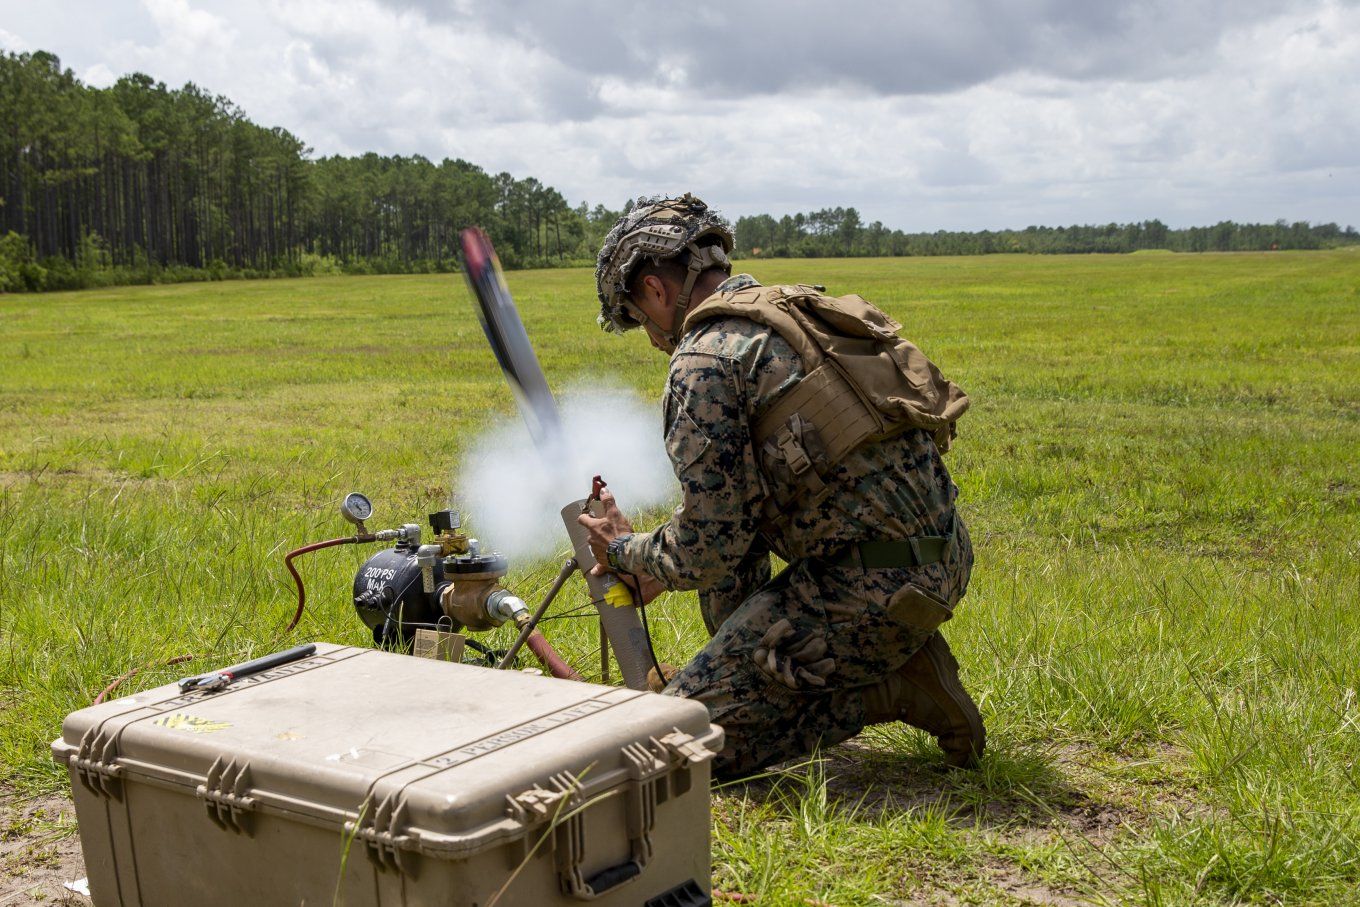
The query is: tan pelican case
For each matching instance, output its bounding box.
[52,643,722,907]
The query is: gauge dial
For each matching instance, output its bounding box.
[340,492,373,524]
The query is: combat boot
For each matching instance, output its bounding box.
[862,632,985,769]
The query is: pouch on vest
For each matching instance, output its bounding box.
[886,583,954,633]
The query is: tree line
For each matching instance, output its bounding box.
[734,209,1359,259]
[2,50,1355,293]
[0,51,618,292]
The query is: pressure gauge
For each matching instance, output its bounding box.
[340,492,374,525]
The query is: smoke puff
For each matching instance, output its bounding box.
[454,384,678,563]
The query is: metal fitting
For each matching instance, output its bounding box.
[373,523,422,546]
[486,590,529,625]
[416,544,443,593]
[440,575,518,631]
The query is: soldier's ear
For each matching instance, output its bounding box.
[639,274,670,311]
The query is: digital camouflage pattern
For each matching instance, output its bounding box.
[614,273,973,778]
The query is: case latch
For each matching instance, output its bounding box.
[197,756,257,835]
[506,785,570,823]
[658,730,715,766]
[349,790,416,876]
[71,727,123,800]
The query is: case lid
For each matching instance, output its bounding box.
[54,644,722,860]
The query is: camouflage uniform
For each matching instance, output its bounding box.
[613,274,973,779]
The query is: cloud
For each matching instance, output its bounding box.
[379,0,1321,96]
[0,28,31,53]
[3,0,1357,230]
[82,62,118,87]
[142,0,234,49]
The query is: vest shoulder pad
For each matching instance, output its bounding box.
[685,285,825,366]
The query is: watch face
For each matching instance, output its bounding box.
[341,492,373,522]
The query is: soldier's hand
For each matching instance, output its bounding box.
[576,488,634,570]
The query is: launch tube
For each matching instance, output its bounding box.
[560,499,652,691]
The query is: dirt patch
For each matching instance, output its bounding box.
[977,861,1096,907]
[0,794,87,906]
[721,735,1207,904]
[772,738,1139,835]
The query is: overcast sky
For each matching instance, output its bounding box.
[3,0,1357,231]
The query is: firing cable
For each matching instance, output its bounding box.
[621,573,667,682]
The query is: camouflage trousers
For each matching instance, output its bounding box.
[663,519,973,780]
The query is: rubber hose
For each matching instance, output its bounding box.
[526,631,584,681]
[93,653,197,705]
[283,536,361,632]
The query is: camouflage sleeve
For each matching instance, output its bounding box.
[615,351,765,590]
[697,541,772,635]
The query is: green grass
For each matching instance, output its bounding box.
[3,251,1359,904]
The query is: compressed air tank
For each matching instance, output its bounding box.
[352,547,445,647]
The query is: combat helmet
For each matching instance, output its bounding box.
[595,193,734,350]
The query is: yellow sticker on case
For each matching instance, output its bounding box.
[153,713,232,734]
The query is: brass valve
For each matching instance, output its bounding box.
[438,542,519,631]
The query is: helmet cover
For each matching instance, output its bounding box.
[595,193,734,333]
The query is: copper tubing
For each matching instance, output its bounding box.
[283,536,362,632]
[94,535,360,704]
[526,631,583,681]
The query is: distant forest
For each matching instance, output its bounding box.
[734,211,1358,258]
[2,50,1356,293]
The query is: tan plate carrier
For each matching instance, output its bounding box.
[685,282,968,528]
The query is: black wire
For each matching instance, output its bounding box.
[536,600,597,623]
[621,573,666,681]
[464,638,509,665]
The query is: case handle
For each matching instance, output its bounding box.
[556,749,661,901]
[580,858,643,897]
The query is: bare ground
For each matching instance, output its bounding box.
[0,794,87,906]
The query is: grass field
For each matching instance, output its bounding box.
[2,251,1359,904]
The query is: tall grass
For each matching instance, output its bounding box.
[2,251,1358,903]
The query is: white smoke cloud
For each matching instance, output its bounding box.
[454,384,677,563]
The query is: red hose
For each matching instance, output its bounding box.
[284,537,361,633]
[527,631,583,681]
[93,653,198,705]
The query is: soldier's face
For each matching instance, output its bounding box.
[630,275,677,351]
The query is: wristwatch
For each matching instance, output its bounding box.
[606,534,632,571]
